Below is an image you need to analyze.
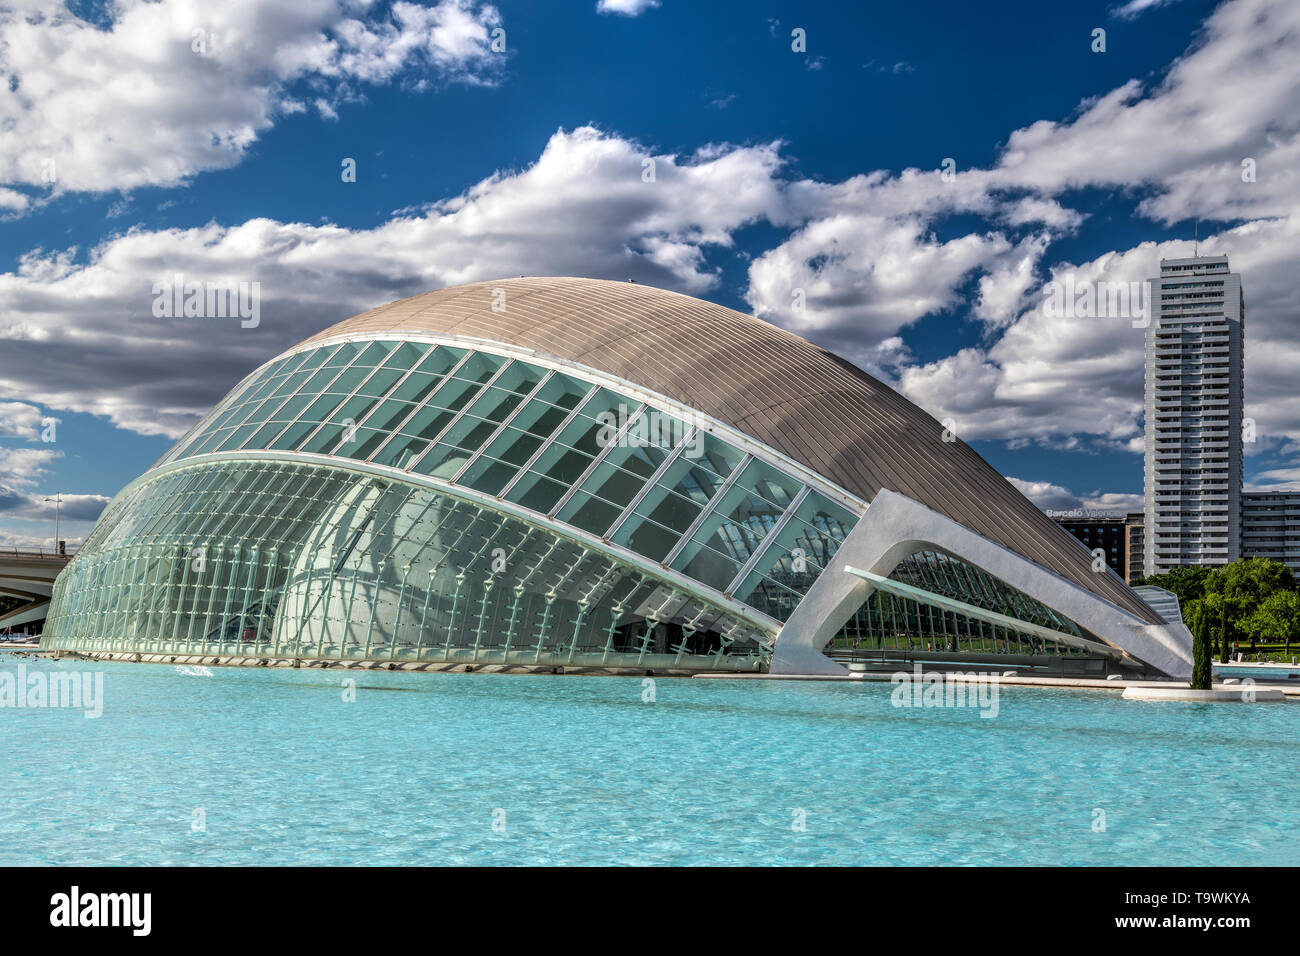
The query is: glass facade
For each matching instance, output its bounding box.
[831,550,1093,658]
[45,337,865,668]
[45,459,772,669]
[45,334,1113,671]
[155,340,861,622]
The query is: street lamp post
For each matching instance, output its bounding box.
[44,493,63,555]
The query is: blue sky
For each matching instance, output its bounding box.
[2,0,1298,548]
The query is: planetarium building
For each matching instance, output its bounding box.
[42,278,1192,678]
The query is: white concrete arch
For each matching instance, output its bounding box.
[771,490,1193,679]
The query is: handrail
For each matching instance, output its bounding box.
[0,547,78,560]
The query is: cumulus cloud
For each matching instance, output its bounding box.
[0,127,787,438]
[0,402,55,441]
[997,0,1300,224]
[4,0,1300,515]
[741,0,1300,473]
[0,0,505,198]
[898,215,1300,458]
[898,243,1157,448]
[0,485,108,522]
[0,447,61,489]
[596,0,661,15]
[1246,471,1300,491]
[744,164,1077,358]
[1008,478,1144,515]
[0,483,109,550]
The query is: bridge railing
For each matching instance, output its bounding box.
[0,546,77,560]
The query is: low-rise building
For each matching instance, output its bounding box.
[1241,491,1300,573]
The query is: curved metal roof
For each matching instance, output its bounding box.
[299,276,1160,625]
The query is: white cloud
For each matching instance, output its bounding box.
[997,0,1300,224]
[743,160,1086,361]
[0,484,109,550]
[898,212,1300,457]
[0,127,787,438]
[0,0,505,198]
[0,447,61,490]
[748,213,1015,343]
[1008,478,1143,515]
[0,402,54,440]
[1112,0,1184,20]
[1246,470,1300,491]
[0,187,29,213]
[742,0,1300,473]
[0,485,108,521]
[596,0,661,16]
[4,0,1300,498]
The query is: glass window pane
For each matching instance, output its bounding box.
[462,386,524,425]
[217,422,261,451]
[549,413,607,458]
[417,345,466,375]
[264,391,314,423]
[511,401,572,439]
[458,457,520,496]
[611,516,681,563]
[325,363,372,395]
[693,512,767,565]
[372,436,428,470]
[656,457,730,506]
[355,365,405,398]
[436,415,501,454]
[558,494,622,536]
[732,569,804,621]
[712,484,785,545]
[358,399,416,436]
[294,345,337,373]
[354,340,397,366]
[603,440,669,480]
[479,427,543,466]
[322,341,364,368]
[491,361,545,395]
[505,472,568,514]
[245,419,288,450]
[344,427,393,461]
[397,404,456,441]
[637,489,701,534]
[670,540,744,592]
[390,371,444,405]
[415,445,474,481]
[269,420,317,451]
[294,393,346,425]
[528,442,593,487]
[452,351,506,383]
[733,457,802,510]
[576,460,645,509]
[193,426,236,454]
[423,376,485,416]
[381,341,427,371]
[686,431,746,481]
[533,373,591,410]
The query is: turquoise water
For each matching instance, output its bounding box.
[1215,663,1300,682]
[2,650,1297,865]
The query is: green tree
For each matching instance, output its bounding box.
[1134,565,1212,606]
[1185,599,1213,689]
[1204,558,1295,655]
[1243,590,1300,658]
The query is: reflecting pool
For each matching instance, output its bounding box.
[2,652,1296,865]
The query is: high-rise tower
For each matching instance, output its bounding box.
[1143,255,1245,575]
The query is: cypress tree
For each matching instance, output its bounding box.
[1191,604,1212,691]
